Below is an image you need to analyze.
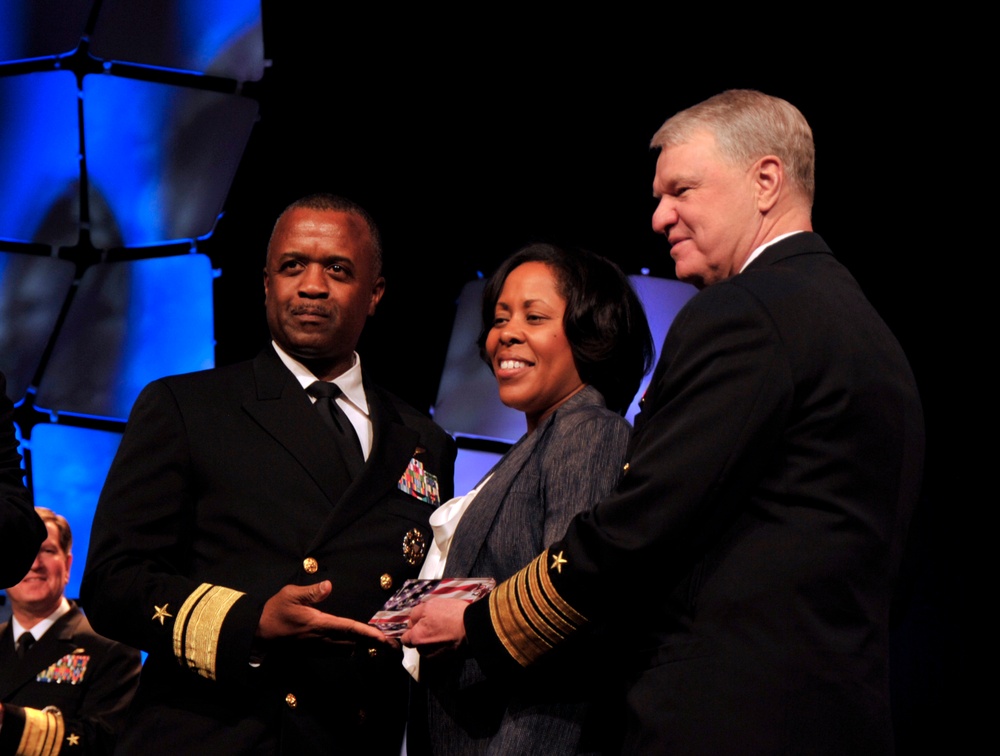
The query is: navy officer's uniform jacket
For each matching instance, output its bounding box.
[0,603,141,756]
[80,346,455,755]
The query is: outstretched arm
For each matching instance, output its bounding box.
[257,581,387,643]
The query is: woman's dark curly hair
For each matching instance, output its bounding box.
[478,243,654,415]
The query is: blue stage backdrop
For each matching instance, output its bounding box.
[0,0,262,600]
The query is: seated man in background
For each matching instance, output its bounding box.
[0,508,141,755]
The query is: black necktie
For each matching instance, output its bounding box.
[306,381,365,476]
[16,632,34,659]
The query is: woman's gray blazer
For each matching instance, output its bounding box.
[420,385,630,755]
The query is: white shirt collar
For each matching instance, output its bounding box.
[271,341,370,417]
[12,596,71,643]
[739,230,807,273]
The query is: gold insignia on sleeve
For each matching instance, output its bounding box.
[172,583,246,681]
[66,733,81,746]
[402,529,427,566]
[152,604,173,625]
[489,549,589,668]
[17,706,64,756]
[550,550,568,574]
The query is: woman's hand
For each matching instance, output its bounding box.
[401,598,469,658]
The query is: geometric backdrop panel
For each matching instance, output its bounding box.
[36,254,215,420]
[453,447,504,502]
[91,0,264,81]
[24,423,123,602]
[84,75,259,248]
[0,0,90,64]
[0,71,80,246]
[624,274,698,424]
[0,252,76,402]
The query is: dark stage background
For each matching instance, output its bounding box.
[2,5,964,749]
[201,16,960,749]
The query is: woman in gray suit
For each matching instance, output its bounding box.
[409,244,653,755]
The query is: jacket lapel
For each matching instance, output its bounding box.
[0,621,19,696]
[743,231,833,272]
[0,607,81,698]
[634,234,834,437]
[444,386,605,577]
[242,347,355,506]
[444,420,546,577]
[307,381,421,548]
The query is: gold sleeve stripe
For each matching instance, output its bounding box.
[490,548,589,667]
[186,585,244,679]
[172,583,245,680]
[173,583,212,665]
[16,707,64,756]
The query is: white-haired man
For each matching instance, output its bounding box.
[405,90,924,754]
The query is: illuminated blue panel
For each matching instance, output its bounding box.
[0,253,76,402]
[0,0,90,64]
[83,75,258,248]
[27,423,123,602]
[0,72,80,246]
[454,447,504,500]
[433,279,523,444]
[625,275,698,423]
[36,254,215,420]
[91,0,264,81]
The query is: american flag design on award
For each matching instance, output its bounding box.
[369,578,495,637]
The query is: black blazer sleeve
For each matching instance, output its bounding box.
[0,372,45,589]
[80,380,261,684]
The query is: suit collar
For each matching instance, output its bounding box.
[474,384,606,494]
[0,603,85,698]
[10,597,71,643]
[246,346,357,500]
[270,341,370,416]
[743,231,832,272]
[252,345,296,400]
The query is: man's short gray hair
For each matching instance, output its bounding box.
[650,90,815,203]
